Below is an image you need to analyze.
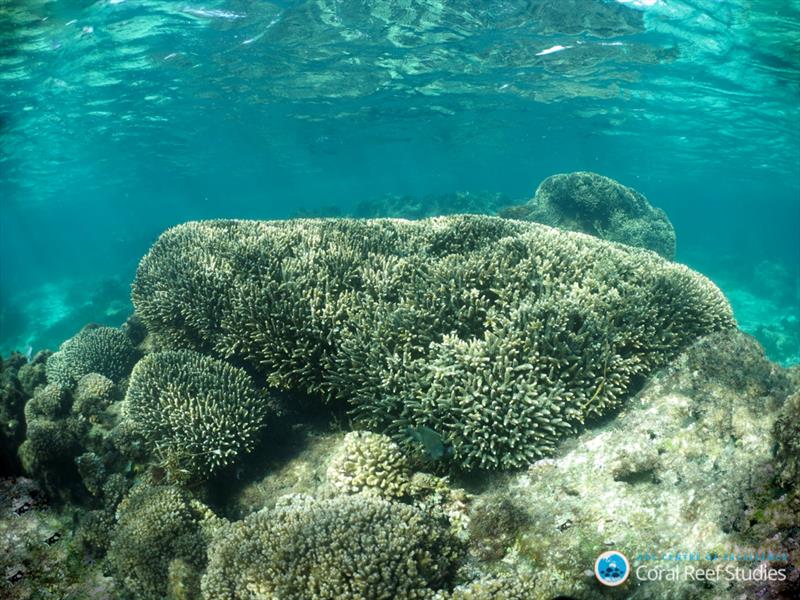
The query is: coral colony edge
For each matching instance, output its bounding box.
[1,188,798,599]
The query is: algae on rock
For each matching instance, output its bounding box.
[475,331,793,599]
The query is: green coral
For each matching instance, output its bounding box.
[326,430,412,498]
[500,171,676,259]
[106,483,215,600]
[122,350,271,481]
[201,493,463,600]
[133,216,734,469]
[45,326,138,387]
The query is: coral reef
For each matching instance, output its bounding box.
[17,383,87,491]
[467,330,793,598]
[72,372,116,422]
[122,350,272,481]
[0,477,117,600]
[132,216,733,469]
[45,326,138,388]
[448,576,536,600]
[500,171,676,259]
[326,430,412,499]
[201,493,464,600]
[1,353,31,474]
[106,482,217,599]
[774,391,800,487]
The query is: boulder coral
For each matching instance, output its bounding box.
[122,350,271,481]
[500,171,676,259]
[45,326,138,387]
[201,493,464,600]
[132,215,734,469]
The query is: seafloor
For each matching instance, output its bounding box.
[1,174,798,600]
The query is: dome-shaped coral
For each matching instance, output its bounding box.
[73,372,116,421]
[45,326,138,387]
[500,171,676,259]
[123,350,271,481]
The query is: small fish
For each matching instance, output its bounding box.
[406,426,452,460]
[7,570,24,584]
[13,502,32,516]
[45,532,62,545]
[24,345,33,362]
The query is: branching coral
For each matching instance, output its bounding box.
[73,373,116,421]
[45,326,138,387]
[326,430,412,499]
[122,350,271,480]
[499,171,676,258]
[17,383,86,487]
[106,483,216,599]
[201,493,464,600]
[133,216,734,469]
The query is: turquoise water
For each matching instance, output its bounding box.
[1,0,798,363]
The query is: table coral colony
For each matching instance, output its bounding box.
[132,215,734,470]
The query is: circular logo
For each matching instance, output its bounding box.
[594,550,630,586]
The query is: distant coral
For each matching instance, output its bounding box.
[122,350,271,481]
[45,326,138,387]
[107,483,215,600]
[326,430,412,499]
[201,493,463,600]
[354,190,511,219]
[133,216,733,469]
[500,171,676,259]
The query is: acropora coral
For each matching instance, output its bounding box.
[122,350,272,481]
[132,215,734,469]
[201,493,463,600]
[45,326,138,387]
[106,482,217,599]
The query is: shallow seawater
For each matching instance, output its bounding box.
[0,1,798,599]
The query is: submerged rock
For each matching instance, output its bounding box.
[500,171,677,259]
